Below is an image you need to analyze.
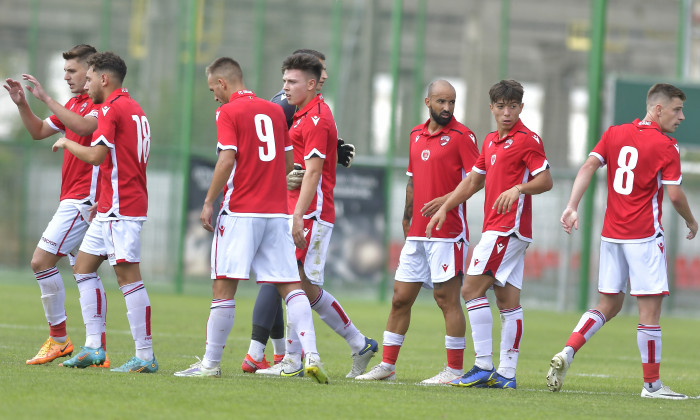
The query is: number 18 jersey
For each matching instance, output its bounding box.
[591,119,682,243]
[215,90,291,217]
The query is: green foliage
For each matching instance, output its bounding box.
[1,279,699,419]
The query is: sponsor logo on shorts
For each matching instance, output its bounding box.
[299,331,305,336]
[496,243,505,253]
[219,225,225,236]
[41,237,58,247]
[107,253,115,259]
[442,263,448,272]
[658,243,664,253]
[474,258,480,266]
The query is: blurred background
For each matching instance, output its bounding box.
[1,0,700,313]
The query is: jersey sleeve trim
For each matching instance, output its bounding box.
[661,176,682,185]
[91,135,113,148]
[304,148,326,160]
[472,166,486,175]
[45,117,64,134]
[406,171,413,177]
[285,145,293,151]
[530,160,550,177]
[590,152,605,165]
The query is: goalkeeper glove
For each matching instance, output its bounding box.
[337,138,356,167]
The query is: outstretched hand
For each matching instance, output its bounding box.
[3,78,27,105]
[22,74,50,102]
[560,206,579,234]
[686,219,698,240]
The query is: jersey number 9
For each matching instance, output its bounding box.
[254,114,276,162]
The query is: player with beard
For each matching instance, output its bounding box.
[356,80,479,384]
[427,79,553,389]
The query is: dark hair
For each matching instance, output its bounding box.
[489,79,524,104]
[292,49,325,61]
[62,44,97,64]
[647,83,686,104]
[281,53,322,83]
[87,51,127,83]
[205,57,244,81]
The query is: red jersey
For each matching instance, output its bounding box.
[288,94,337,224]
[46,94,99,203]
[91,88,149,220]
[407,118,479,241]
[474,119,549,241]
[215,90,291,216]
[591,119,682,243]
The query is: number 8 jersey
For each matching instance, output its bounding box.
[92,88,150,221]
[591,119,682,242]
[215,90,291,217]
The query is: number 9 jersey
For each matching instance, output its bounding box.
[215,90,291,217]
[591,118,682,243]
[91,88,150,220]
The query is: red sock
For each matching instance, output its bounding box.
[446,348,464,371]
[642,362,660,383]
[382,345,401,365]
[565,332,586,353]
[49,320,67,338]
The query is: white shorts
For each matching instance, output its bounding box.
[296,218,333,286]
[37,201,90,258]
[212,214,300,283]
[467,232,529,289]
[598,236,669,296]
[79,218,143,266]
[395,239,467,289]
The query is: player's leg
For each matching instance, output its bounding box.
[27,202,89,365]
[355,239,427,382]
[421,240,468,385]
[547,240,627,391]
[242,283,281,373]
[269,298,286,363]
[492,282,522,388]
[298,219,378,377]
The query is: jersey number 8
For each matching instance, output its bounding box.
[613,145,637,195]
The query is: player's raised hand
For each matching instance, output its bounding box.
[22,74,50,102]
[493,186,520,214]
[3,78,27,105]
[52,137,69,152]
[425,208,447,239]
[200,203,214,232]
[292,215,307,249]
[560,206,579,234]
[337,138,355,167]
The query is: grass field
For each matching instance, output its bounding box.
[1,275,699,420]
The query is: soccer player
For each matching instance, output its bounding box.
[173,57,328,384]
[426,79,553,389]
[546,83,697,399]
[242,48,357,374]
[52,51,157,373]
[256,53,377,378]
[3,44,109,367]
[355,80,479,384]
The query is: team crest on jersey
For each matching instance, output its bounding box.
[440,135,451,146]
[101,106,110,116]
[504,139,513,149]
[80,102,87,113]
[312,116,320,126]
[491,154,497,165]
[421,149,431,161]
[532,134,540,144]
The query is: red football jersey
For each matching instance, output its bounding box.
[287,94,337,224]
[407,118,479,241]
[591,119,682,242]
[216,90,291,216]
[474,119,549,241]
[46,94,99,202]
[91,88,149,220]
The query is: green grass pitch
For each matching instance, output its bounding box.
[1,278,698,419]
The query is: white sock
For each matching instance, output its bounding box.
[247,339,266,362]
[310,289,364,353]
[75,272,106,348]
[120,281,153,361]
[202,299,235,368]
[271,338,286,356]
[285,290,317,355]
[497,306,523,378]
[36,267,67,330]
[466,296,493,370]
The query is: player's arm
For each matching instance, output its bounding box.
[291,156,323,248]
[493,168,554,215]
[200,149,236,232]
[52,138,108,166]
[561,155,602,234]
[285,149,294,174]
[402,177,413,238]
[3,78,56,139]
[22,74,98,136]
[425,169,485,237]
[666,184,698,240]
